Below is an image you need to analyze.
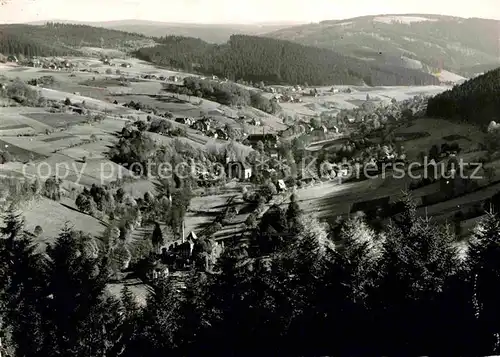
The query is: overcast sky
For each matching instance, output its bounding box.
[1,0,500,24]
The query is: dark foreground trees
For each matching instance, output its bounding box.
[2,195,500,356]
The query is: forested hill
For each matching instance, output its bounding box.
[426,67,500,125]
[0,22,154,56]
[265,14,500,76]
[135,35,440,86]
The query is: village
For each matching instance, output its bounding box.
[1,49,493,294]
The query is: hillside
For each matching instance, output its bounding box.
[135,34,440,86]
[26,20,302,44]
[426,67,500,125]
[265,14,500,76]
[0,22,156,56]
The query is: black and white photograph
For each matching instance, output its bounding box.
[1,0,500,355]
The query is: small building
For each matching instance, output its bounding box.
[226,161,252,180]
[149,261,169,280]
[206,130,218,139]
[277,179,287,192]
[175,117,194,126]
[69,106,84,115]
[244,133,278,149]
[169,75,180,82]
[215,128,229,140]
[249,118,261,126]
[191,118,211,132]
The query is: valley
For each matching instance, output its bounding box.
[2,13,500,356]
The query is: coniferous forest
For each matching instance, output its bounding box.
[0,22,148,57]
[427,67,500,125]
[0,23,439,87]
[135,35,440,86]
[2,193,500,356]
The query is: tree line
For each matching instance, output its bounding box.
[135,35,440,87]
[0,22,147,57]
[3,192,500,356]
[427,67,500,125]
[164,76,280,113]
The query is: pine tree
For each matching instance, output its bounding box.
[0,206,45,357]
[468,212,500,354]
[286,193,301,229]
[41,227,119,357]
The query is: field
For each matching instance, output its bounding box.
[275,85,449,118]
[0,49,494,258]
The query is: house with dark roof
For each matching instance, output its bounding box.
[244,133,278,149]
[226,161,252,180]
[175,117,194,126]
[191,118,211,133]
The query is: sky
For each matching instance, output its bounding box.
[1,0,500,24]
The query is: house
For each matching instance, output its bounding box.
[175,117,194,126]
[215,128,229,140]
[206,130,218,139]
[211,75,218,80]
[244,133,278,149]
[169,75,180,82]
[191,118,211,132]
[28,58,41,68]
[331,88,340,94]
[249,118,261,126]
[277,179,287,192]
[69,106,84,115]
[226,161,252,180]
[149,261,169,280]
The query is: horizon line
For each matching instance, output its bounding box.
[4,12,499,26]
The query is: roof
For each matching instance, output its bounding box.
[227,160,252,170]
[246,133,278,142]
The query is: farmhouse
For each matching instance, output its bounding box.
[226,161,252,180]
[249,118,261,126]
[215,128,229,140]
[277,179,287,192]
[244,133,278,149]
[175,117,194,126]
[191,117,211,132]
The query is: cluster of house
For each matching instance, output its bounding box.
[271,93,302,103]
[22,57,74,70]
[148,228,225,280]
[175,116,230,140]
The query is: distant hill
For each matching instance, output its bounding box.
[0,22,155,57]
[26,20,302,44]
[426,67,500,125]
[265,14,500,76]
[135,34,440,86]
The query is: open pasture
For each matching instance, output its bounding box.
[396,118,484,160]
[22,197,106,247]
[23,112,90,128]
